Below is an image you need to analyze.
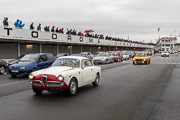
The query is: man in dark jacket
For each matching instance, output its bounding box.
[30,22,34,30]
[3,17,9,28]
[37,24,41,31]
[51,26,55,32]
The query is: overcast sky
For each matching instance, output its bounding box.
[0,0,180,43]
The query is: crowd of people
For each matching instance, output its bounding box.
[2,17,155,46]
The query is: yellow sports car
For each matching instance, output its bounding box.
[132,52,151,65]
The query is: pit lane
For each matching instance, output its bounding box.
[0,54,179,120]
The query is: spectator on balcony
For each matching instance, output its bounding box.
[19,21,25,29]
[3,17,9,28]
[47,26,50,32]
[44,26,47,31]
[61,28,64,34]
[37,24,41,31]
[51,26,55,32]
[58,28,64,34]
[14,19,20,28]
[30,22,34,30]
[44,26,50,32]
[56,27,59,32]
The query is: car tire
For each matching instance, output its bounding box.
[133,61,135,65]
[92,73,100,87]
[149,60,151,64]
[32,87,43,94]
[0,66,6,74]
[67,78,78,96]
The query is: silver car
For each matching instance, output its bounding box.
[94,52,114,64]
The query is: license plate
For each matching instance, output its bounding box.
[12,70,18,73]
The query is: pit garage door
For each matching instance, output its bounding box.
[0,42,18,59]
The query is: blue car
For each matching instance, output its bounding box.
[56,53,69,59]
[8,53,55,77]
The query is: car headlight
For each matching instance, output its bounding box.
[58,75,64,81]
[21,66,27,70]
[29,74,34,80]
[101,58,105,61]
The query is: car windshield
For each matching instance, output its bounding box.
[81,53,88,57]
[163,51,168,53]
[97,52,108,56]
[136,53,147,57]
[112,52,119,56]
[20,54,39,62]
[71,54,81,56]
[71,53,87,57]
[121,52,128,55]
[57,54,64,58]
[52,58,80,68]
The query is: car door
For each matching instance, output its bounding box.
[46,53,55,67]
[37,54,48,70]
[81,59,94,84]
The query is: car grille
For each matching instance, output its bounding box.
[136,59,143,62]
[41,76,47,86]
[47,81,63,87]
[32,81,42,86]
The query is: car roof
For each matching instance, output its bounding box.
[25,53,51,55]
[57,56,89,60]
[57,53,68,54]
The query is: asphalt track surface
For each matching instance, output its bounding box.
[0,54,180,120]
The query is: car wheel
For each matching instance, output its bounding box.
[149,60,151,64]
[92,74,100,87]
[32,87,43,94]
[67,78,78,96]
[0,66,6,74]
[133,61,135,65]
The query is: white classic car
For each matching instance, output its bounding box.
[161,51,169,57]
[29,56,101,96]
[120,51,130,60]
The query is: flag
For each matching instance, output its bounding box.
[158,27,160,32]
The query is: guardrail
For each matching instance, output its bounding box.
[0,26,154,49]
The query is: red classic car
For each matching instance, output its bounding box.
[111,51,123,62]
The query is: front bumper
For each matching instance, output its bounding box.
[94,60,106,64]
[31,80,65,91]
[31,74,68,91]
[8,68,32,76]
[133,59,147,64]
[161,54,169,57]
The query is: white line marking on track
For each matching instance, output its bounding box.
[0,80,27,87]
